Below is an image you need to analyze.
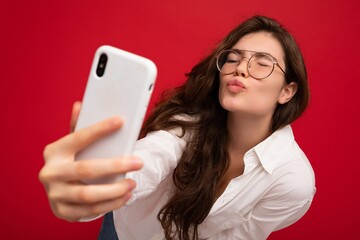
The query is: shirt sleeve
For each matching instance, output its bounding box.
[125,129,187,205]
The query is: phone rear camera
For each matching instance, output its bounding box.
[96,53,108,77]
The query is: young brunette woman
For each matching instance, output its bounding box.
[39,15,316,240]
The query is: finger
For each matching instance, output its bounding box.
[70,101,82,133]
[71,157,143,181]
[52,193,133,222]
[52,116,123,155]
[39,157,143,182]
[49,178,136,204]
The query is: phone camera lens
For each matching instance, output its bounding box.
[96,53,108,77]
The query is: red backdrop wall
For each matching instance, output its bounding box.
[1,0,359,239]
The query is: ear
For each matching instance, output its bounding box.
[278,82,298,104]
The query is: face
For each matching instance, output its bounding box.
[218,31,296,119]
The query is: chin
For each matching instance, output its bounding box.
[219,95,243,111]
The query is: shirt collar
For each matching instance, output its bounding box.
[252,125,294,174]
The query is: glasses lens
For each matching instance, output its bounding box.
[217,50,239,74]
[248,53,274,79]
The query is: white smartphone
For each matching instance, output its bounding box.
[74,45,157,184]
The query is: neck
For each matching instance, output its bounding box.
[227,112,272,155]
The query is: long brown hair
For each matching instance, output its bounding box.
[142,15,309,240]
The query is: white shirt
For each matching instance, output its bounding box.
[113,125,316,240]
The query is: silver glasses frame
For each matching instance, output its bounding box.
[216,49,286,80]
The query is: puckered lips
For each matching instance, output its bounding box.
[226,79,246,93]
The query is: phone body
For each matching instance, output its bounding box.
[74,45,157,184]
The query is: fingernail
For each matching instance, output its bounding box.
[109,117,122,127]
[127,180,136,190]
[131,157,143,168]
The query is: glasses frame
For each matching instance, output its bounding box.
[216,49,286,80]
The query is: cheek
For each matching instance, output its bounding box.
[218,83,229,108]
[218,77,227,100]
[250,82,283,110]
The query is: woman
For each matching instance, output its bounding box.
[39,15,316,239]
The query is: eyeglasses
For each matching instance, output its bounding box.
[216,49,286,80]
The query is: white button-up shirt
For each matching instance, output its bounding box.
[113,125,316,239]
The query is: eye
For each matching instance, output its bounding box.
[257,62,271,67]
[252,54,273,67]
[226,59,239,63]
[225,53,240,63]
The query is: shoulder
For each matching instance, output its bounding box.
[256,125,316,203]
[268,142,316,204]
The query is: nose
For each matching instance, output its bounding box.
[234,58,249,78]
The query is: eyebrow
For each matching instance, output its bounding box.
[232,49,275,58]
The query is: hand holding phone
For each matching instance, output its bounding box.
[39,114,143,221]
[74,45,157,184]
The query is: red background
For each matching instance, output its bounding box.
[1,0,359,239]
